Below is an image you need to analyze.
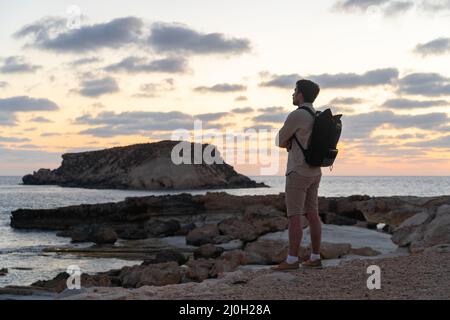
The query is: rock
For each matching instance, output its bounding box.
[218,218,259,242]
[144,219,180,237]
[57,225,117,244]
[244,239,287,264]
[356,197,424,226]
[349,247,381,257]
[0,268,8,276]
[217,239,244,251]
[119,262,182,288]
[320,242,352,259]
[194,244,224,259]
[21,141,267,190]
[142,251,188,266]
[174,223,196,236]
[31,272,112,293]
[320,212,358,226]
[185,259,216,282]
[392,205,450,250]
[115,225,147,240]
[89,225,118,244]
[186,224,220,246]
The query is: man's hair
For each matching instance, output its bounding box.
[296,79,320,103]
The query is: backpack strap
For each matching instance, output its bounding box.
[291,106,315,152]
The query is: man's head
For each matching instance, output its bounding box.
[292,79,320,106]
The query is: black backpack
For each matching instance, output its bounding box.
[292,106,342,171]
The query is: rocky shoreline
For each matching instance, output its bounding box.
[2,193,450,299]
[21,141,267,190]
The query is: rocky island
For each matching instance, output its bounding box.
[21,140,267,190]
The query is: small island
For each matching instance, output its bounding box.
[21,140,267,190]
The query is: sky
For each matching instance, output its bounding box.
[0,0,449,176]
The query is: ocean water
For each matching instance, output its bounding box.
[1,175,449,288]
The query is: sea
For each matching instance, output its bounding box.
[1,175,449,288]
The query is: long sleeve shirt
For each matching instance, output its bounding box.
[276,102,322,177]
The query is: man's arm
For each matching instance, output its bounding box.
[276,111,302,148]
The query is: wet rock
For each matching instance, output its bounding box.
[0,268,8,276]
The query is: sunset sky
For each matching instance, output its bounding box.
[0,0,449,176]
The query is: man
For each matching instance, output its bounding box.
[272,79,323,271]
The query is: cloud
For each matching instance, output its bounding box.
[397,73,450,96]
[404,134,450,148]
[383,1,415,16]
[414,37,450,56]
[0,136,31,143]
[194,83,247,93]
[252,106,288,123]
[0,56,41,74]
[334,0,391,12]
[342,110,449,139]
[40,132,61,137]
[310,68,399,88]
[231,107,254,113]
[14,16,144,52]
[0,96,59,112]
[77,77,119,97]
[148,22,251,55]
[329,97,366,105]
[133,79,175,98]
[259,69,398,89]
[419,0,450,13]
[70,57,103,66]
[30,116,54,123]
[73,110,225,137]
[382,98,449,109]
[0,81,8,88]
[259,73,300,89]
[0,145,61,164]
[195,112,229,122]
[104,56,188,74]
[234,96,248,102]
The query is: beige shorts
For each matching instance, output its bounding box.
[285,171,321,217]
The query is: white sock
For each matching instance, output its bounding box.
[286,255,299,264]
[310,253,321,261]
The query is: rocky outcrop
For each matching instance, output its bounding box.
[21,140,267,190]
[392,204,450,252]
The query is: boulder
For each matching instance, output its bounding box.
[142,250,188,266]
[144,219,181,237]
[185,259,216,282]
[320,242,352,259]
[243,239,287,264]
[194,244,224,259]
[391,205,450,250]
[186,224,220,246]
[58,225,118,244]
[118,262,182,288]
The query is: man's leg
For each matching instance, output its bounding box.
[288,214,303,257]
[305,211,321,255]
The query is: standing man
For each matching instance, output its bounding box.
[272,79,323,270]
